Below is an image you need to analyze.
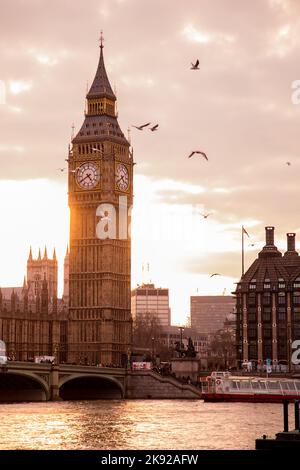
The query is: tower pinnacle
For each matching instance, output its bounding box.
[86,37,115,101]
[99,30,104,49]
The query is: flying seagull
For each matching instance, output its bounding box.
[210,273,221,278]
[56,168,66,172]
[201,213,212,219]
[191,59,200,70]
[149,124,159,131]
[188,151,208,161]
[286,161,291,166]
[132,123,151,130]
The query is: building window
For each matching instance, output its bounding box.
[263,293,271,306]
[263,326,272,338]
[293,293,300,305]
[248,313,256,322]
[249,344,257,358]
[293,309,300,322]
[278,311,286,321]
[248,327,257,339]
[262,311,271,321]
[248,293,256,306]
[278,293,286,305]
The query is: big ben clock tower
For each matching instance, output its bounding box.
[68,37,133,366]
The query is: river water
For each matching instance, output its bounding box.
[0,400,291,450]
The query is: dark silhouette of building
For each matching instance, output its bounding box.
[236,227,300,371]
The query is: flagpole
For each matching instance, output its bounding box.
[242,226,245,277]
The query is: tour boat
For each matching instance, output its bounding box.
[201,373,300,403]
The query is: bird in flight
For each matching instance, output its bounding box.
[201,213,211,219]
[188,150,208,161]
[286,161,291,166]
[248,243,255,247]
[132,123,151,130]
[149,124,159,131]
[57,168,66,172]
[191,59,200,70]
[210,273,221,278]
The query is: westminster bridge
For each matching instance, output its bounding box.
[0,362,201,401]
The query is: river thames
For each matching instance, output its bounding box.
[0,399,291,450]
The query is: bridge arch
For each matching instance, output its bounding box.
[0,371,50,402]
[59,373,124,400]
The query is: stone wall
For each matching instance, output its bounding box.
[171,358,200,382]
[125,370,202,399]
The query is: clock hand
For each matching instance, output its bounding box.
[117,174,125,183]
[80,174,92,183]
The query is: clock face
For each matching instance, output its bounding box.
[116,163,129,192]
[76,162,100,190]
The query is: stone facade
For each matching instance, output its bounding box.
[125,371,201,399]
[0,248,69,362]
[67,42,133,366]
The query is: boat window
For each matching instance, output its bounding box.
[267,381,280,390]
[281,382,290,390]
[287,382,296,391]
[240,381,250,389]
[231,381,239,389]
[258,381,266,389]
[251,381,259,389]
[295,382,300,391]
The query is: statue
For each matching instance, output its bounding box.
[174,338,196,358]
[174,341,185,358]
[186,337,196,358]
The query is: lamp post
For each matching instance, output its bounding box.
[178,327,185,357]
[151,337,155,364]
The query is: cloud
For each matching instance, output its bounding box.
[1,0,300,322]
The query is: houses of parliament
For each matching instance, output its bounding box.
[0,39,133,366]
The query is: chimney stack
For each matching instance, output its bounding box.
[284,233,298,257]
[265,226,275,246]
[259,226,281,258]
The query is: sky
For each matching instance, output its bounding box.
[0,0,300,324]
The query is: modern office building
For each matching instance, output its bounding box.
[190,295,235,334]
[131,283,171,327]
[235,227,300,370]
